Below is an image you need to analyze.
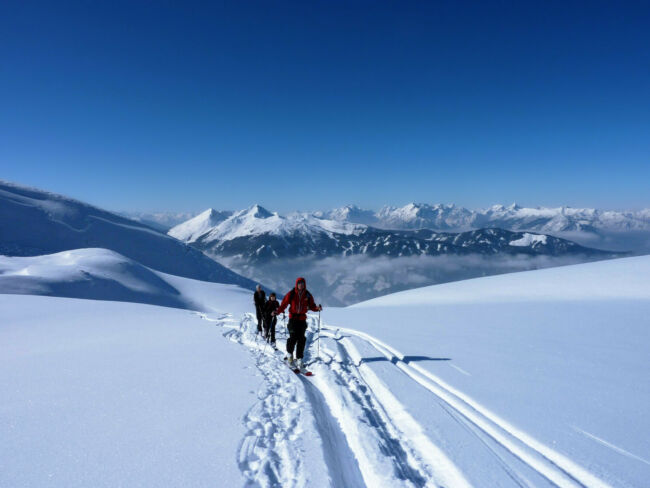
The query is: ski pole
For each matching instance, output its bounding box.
[317,309,321,361]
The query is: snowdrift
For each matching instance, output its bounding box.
[0,248,252,312]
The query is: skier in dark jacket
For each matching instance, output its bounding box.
[263,293,280,346]
[274,277,322,371]
[253,285,266,334]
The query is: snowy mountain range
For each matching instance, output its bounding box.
[170,205,363,245]
[319,202,650,232]
[129,203,650,247]
[169,205,621,305]
[173,205,612,263]
[0,181,256,290]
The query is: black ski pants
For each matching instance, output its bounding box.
[263,315,277,343]
[286,318,307,359]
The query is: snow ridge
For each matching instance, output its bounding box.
[0,181,256,289]
[168,208,232,242]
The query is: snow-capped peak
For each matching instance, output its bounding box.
[244,204,274,219]
[326,205,378,225]
[168,208,232,243]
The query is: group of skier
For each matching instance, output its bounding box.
[253,277,322,373]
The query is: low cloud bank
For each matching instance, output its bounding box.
[218,253,613,306]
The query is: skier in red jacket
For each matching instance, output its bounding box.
[274,277,322,371]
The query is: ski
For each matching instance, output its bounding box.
[284,357,314,376]
[294,368,314,376]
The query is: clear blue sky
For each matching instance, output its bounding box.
[1,1,649,213]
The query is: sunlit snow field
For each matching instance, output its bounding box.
[1,252,649,487]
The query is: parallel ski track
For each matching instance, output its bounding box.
[306,325,470,488]
[320,324,614,488]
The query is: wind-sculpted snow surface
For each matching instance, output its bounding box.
[0,180,256,289]
[0,248,252,312]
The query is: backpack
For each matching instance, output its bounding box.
[287,288,312,303]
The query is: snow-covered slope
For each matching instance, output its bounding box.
[167,208,233,242]
[0,180,256,289]
[2,248,647,486]
[350,253,650,307]
[0,248,252,312]
[0,294,335,487]
[322,255,650,487]
[120,210,201,231]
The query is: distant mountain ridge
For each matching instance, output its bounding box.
[171,204,615,264]
[318,202,650,234]
[170,205,364,245]
[168,204,622,305]
[131,202,650,247]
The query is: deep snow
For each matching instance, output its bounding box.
[1,252,648,487]
[0,295,258,487]
[0,295,336,488]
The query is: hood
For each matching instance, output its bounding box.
[295,276,306,291]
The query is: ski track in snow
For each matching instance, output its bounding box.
[310,328,469,488]
[321,324,614,488]
[572,427,650,467]
[449,364,472,376]
[198,312,613,488]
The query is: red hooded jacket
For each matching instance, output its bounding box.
[277,277,320,321]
